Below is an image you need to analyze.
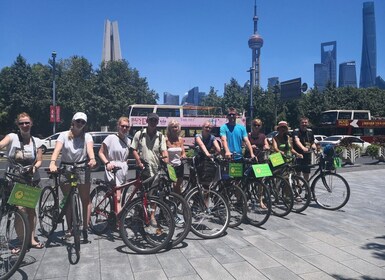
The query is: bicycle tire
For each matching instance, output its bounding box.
[289,174,311,213]
[185,188,230,239]
[121,184,138,208]
[38,186,58,237]
[216,180,247,228]
[72,192,82,258]
[0,208,30,280]
[244,180,272,227]
[312,172,350,210]
[90,185,113,234]
[265,175,294,217]
[119,196,175,254]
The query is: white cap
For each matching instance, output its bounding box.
[72,112,87,122]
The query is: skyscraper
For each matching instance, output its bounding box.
[314,63,328,91]
[185,87,205,106]
[321,41,337,86]
[360,2,377,88]
[102,20,122,63]
[339,61,357,88]
[164,92,179,105]
[248,1,263,89]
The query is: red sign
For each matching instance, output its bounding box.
[50,105,61,123]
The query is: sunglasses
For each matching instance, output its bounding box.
[227,113,236,117]
[253,124,261,127]
[172,126,179,128]
[75,119,86,125]
[204,126,212,129]
[120,125,130,129]
[18,122,31,126]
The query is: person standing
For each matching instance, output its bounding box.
[272,121,300,160]
[98,117,132,212]
[0,112,44,250]
[49,112,96,243]
[245,118,270,162]
[166,120,186,194]
[292,117,316,181]
[220,107,255,160]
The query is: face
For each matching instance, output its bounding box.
[203,123,212,133]
[119,120,130,134]
[73,118,86,129]
[252,122,261,130]
[171,123,179,132]
[147,117,158,127]
[227,112,237,123]
[278,126,288,134]
[18,116,32,132]
[300,119,309,130]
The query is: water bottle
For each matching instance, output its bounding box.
[59,194,68,209]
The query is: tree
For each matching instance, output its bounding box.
[200,87,222,108]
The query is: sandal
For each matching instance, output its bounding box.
[11,247,21,254]
[30,242,45,249]
[64,229,73,238]
[150,218,157,227]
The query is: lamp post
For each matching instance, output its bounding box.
[52,51,56,134]
[247,67,255,123]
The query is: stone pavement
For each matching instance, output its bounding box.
[11,169,385,280]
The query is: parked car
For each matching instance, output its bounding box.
[318,135,371,154]
[41,132,61,154]
[89,131,118,172]
[314,134,327,144]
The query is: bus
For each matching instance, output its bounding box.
[127,104,246,147]
[318,109,385,142]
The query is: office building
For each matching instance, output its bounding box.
[339,61,357,88]
[314,63,328,91]
[185,87,205,106]
[321,41,337,86]
[163,92,179,105]
[102,20,122,63]
[267,77,279,90]
[360,2,377,88]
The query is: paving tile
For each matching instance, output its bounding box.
[242,235,285,252]
[223,261,269,280]
[157,250,196,278]
[188,257,234,280]
[134,269,168,280]
[199,239,244,264]
[259,265,303,280]
[128,254,162,273]
[180,239,210,259]
[304,241,357,262]
[340,257,385,278]
[268,250,319,274]
[299,271,338,280]
[235,247,280,270]
[305,231,354,247]
[273,238,319,257]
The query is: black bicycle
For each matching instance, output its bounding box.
[38,164,83,264]
[0,153,30,280]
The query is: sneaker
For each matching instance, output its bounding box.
[174,215,184,225]
[295,196,303,202]
[81,229,88,243]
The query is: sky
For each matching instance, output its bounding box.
[1,0,384,104]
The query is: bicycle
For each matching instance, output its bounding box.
[90,164,175,254]
[183,155,231,239]
[0,153,31,280]
[38,164,84,264]
[306,149,350,210]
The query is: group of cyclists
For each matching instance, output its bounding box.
[0,109,318,256]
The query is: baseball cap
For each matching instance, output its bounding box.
[72,112,87,122]
[147,113,159,120]
[277,121,288,128]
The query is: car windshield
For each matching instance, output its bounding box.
[323,136,342,141]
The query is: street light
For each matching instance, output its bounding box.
[247,67,255,122]
[52,51,56,134]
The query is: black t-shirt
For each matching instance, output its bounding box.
[292,128,315,154]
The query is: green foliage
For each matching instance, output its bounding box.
[366,144,380,158]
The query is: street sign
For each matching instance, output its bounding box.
[337,119,385,128]
[50,105,60,123]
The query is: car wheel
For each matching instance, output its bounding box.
[41,145,47,154]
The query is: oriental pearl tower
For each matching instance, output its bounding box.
[248,1,263,89]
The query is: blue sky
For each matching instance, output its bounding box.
[1,0,384,104]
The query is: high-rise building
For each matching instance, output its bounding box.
[314,63,328,91]
[339,61,357,88]
[267,77,279,90]
[321,41,337,86]
[360,2,377,88]
[163,92,179,105]
[248,1,263,90]
[102,20,122,63]
[185,87,205,106]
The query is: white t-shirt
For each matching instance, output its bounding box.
[102,134,132,185]
[6,133,43,181]
[57,131,93,163]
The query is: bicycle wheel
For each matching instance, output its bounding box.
[186,188,230,239]
[265,175,294,217]
[180,175,191,197]
[119,196,175,254]
[289,174,311,213]
[0,208,29,280]
[71,192,82,259]
[312,172,350,210]
[121,184,137,208]
[217,180,247,228]
[38,186,58,237]
[90,185,113,234]
[244,180,272,227]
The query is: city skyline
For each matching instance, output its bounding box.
[1,0,384,102]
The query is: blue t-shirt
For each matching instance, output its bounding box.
[220,123,247,157]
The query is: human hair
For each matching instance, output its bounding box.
[227,107,237,114]
[117,116,130,126]
[167,119,181,138]
[202,121,212,128]
[68,119,86,140]
[15,112,33,126]
[299,117,309,123]
[252,118,263,126]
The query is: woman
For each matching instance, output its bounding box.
[166,120,186,194]
[98,117,131,212]
[0,112,44,250]
[245,118,270,162]
[49,112,96,242]
[195,121,221,184]
[272,121,301,161]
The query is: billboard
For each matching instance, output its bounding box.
[280,78,302,100]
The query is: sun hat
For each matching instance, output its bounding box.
[277,121,288,128]
[72,112,87,122]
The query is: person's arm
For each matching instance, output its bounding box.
[195,135,211,157]
[98,143,113,171]
[243,136,255,158]
[294,133,308,153]
[86,140,96,168]
[180,137,186,158]
[263,138,270,150]
[213,138,221,155]
[33,147,43,173]
[0,135,11,150]
[272,137,281,154]
[49,141,63,172]
[220,125,231,158]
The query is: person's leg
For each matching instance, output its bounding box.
[78,183,91,230]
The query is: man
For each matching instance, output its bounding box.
[131,113,168,179]
[292,117,316,181]
[220,107,255,160]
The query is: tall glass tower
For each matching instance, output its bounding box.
[339,61,357,88]
[321,41,337,86]
[359,2,377,88]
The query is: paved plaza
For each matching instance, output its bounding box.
[10,167,385,280]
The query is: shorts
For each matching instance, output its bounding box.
[173,164,184,178]
[295,153,311,174]
[61,163,90,185]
